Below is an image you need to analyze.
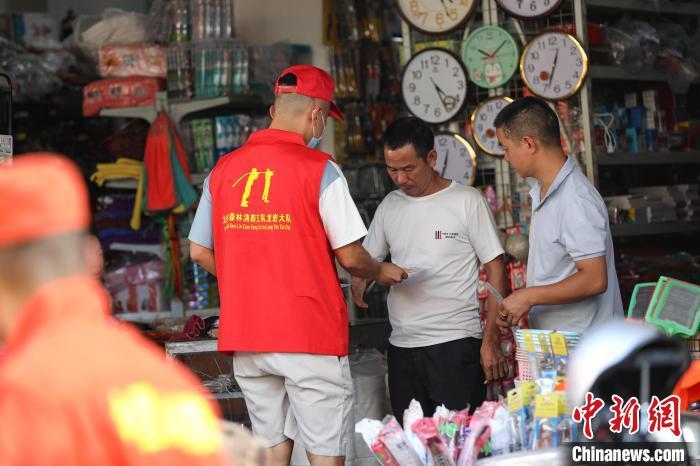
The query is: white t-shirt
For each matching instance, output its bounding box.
[363,181,504,348]
[189,160,367,250]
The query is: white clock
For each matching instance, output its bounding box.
[471,96,513,156]
[434,132,477,186]
[401,48,468,124]
[520,31,588,100]
[396,0,477,35]
[496,0,564,20]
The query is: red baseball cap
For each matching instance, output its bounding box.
[274,65,344,121]
[0,153,90,248]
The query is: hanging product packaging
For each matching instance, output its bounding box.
[507,387,527,452]
[532,394,559,450]
[374,416,423,466]
[404,400,431,466]
[412,418,455,466]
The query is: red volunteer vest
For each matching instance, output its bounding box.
[0,277,227,466]
[209,129,348,355]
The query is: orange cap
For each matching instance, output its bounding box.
[0,153,90,248]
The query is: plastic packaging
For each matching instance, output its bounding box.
[83,77,164,116]
[489,406,511,456]
[375,416,423,466]
[403,400,430,466]
[412,418,455,466]
[99,44,166,78]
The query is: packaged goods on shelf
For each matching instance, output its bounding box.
[99,44,167,78]
[83,77,164,116]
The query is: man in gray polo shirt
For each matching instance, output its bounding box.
[494,97,624,333]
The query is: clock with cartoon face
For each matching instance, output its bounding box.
[462,25,519,89]
[471,96,513,157]
[434,132,477,186]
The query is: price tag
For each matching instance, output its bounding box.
[520,380,537,405]
[535,394,558,419]
[556,392,569,416]
[523,332,535,352]
[550,333,568,356]
[507,388,524,412]
[537,333,550,353]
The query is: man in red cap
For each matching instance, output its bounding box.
[189,65,406,465]
[0,154,229,466]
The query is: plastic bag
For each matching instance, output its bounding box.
[76,9,158,53]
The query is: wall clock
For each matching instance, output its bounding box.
[401,48,468,124]
[462,25,519,89]
[471,96,513,156]
[434,132,477,186]
[520,31,588,100]
[396,0,477,35]
[496,0,564,20]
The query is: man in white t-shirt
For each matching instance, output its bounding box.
[351,117,508,419]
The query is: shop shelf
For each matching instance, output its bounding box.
[165,339,218,354]
[589,65,666,82]
[100,104,158,122]
[114,311,178,323]
[586,0,700,15]
[98,94,264,124]
[210,392,245,400]
[104,172,209,190]
[597,151,700,165]
[611,221,700,237]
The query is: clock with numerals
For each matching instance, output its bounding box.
[401,48,468,124]
[434,132,477,186]
[462,25,519,89]
[471,96,513,156]
[396,0,477,35]
[496,0,564,20]
[520,31,588,100]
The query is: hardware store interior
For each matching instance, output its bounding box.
[1,0,700,465]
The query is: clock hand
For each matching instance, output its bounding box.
[490,40,507,58]
[440,153,449,176]
[439,0,450,15]
[478,48,491,58]
[548,48,559,85]
[430,77,449,109]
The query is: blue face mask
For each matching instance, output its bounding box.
[307,111,326,149]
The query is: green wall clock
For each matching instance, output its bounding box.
[461,25,519,89]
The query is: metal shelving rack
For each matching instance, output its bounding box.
[581,0,700,238]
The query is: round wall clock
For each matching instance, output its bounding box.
[434,132,477,186]
[471,96,513,157]
[461,25,519,89]
[396,0,477,35]
[401,48,468,124]
[520,31,588,100]
[496,0,564,20]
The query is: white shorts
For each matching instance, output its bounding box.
[232,352,354,456]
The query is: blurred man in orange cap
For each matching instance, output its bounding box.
[0,154,230,466]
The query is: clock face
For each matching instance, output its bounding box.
[471,96,513,156]
[434,133,477,186]
[401,48,468,124]
[396,0,477,35]
[520,32,588,100]
[462,25,519,89]
[496,0,564,19]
